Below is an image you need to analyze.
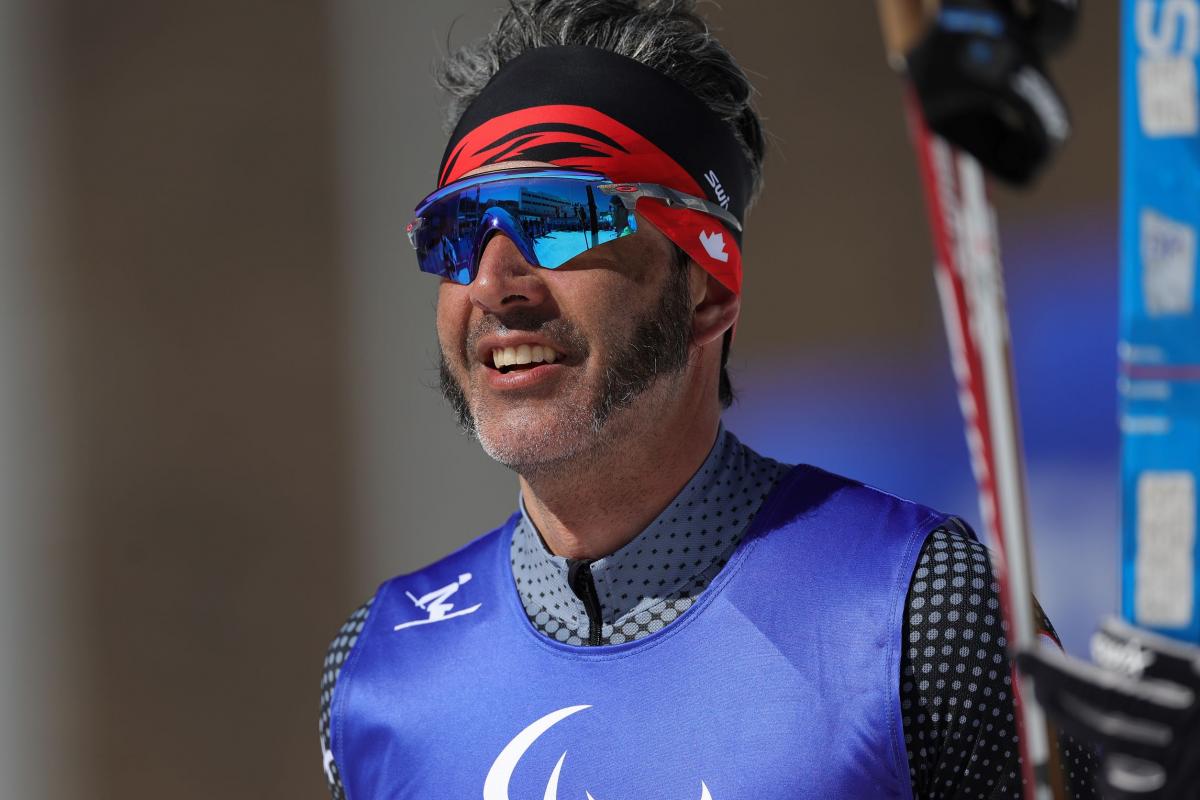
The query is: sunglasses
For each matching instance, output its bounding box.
[407,169,741,285]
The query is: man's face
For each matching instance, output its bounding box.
[435,201,694,473]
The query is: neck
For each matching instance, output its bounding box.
[519,386,721,561]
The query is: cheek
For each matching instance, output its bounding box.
[553,242,673,347]
[435,284,470,361]
[562,278,649,355]
[553,271,629,325]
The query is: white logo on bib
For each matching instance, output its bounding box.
[483,705,714,799]
[394,572,482,631]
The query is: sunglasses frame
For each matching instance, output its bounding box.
[407,168,741,284]
[595,180,742,233]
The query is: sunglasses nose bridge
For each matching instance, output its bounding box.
[473,206,541,272]
[469,231,551,314]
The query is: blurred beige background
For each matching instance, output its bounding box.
[0,2,1116,798]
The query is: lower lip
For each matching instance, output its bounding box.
[484,362,565,390]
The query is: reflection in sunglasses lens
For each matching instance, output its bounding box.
[415,175,639,283]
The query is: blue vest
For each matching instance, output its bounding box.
[331,465,949,799]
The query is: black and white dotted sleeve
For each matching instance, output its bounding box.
[900,527,1099,799]
[319,598,374,800]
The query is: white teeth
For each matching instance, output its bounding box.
[490,344,561,369]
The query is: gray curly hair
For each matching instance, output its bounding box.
[435,0,763,408]
[436,0,765,205]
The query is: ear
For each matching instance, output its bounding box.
[689,262,740,349]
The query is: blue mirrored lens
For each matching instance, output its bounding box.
[412,184,479,284]
[477,178,638,269]
[412,173,637,284]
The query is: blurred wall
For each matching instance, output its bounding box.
[334,3,511,582]
[0,3,75,798]
[43,3,354,798]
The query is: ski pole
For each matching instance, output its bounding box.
[874,2,1078,797]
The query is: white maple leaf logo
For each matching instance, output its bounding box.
[698,230,729,262]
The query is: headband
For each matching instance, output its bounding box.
[438,45,753,294]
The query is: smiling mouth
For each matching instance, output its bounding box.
[491,344,561,374]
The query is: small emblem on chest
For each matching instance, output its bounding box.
[394,572,482,631]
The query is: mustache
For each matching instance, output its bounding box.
[464,308,590,361]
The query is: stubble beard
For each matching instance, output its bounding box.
[438,260,693,475]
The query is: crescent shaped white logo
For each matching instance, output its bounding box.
[482,705,714,799]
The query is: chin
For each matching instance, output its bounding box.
[463,364,683,473]
[475,407,592,470]
[472,402,604,472]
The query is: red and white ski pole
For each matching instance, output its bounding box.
[875,1,1077,797]
[907,97,1061,800]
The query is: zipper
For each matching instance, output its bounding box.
[566,559,604,646]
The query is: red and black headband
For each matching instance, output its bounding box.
[438,45,753,294]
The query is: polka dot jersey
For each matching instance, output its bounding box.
[318,427,1097,798]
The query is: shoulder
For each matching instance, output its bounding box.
[723,468,964,643]
[316,514,518,796]
[904,523,1003,658]
[319,511,517,712]
[900,525,1016,792]
[911,522,989,578]
[749,464,955,553]
[898,525,1100,796]
[318,597,375,800]
[771,464,948,516]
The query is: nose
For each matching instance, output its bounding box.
[468,233,550,314]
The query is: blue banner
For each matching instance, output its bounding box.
[1120,0,1200,643]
